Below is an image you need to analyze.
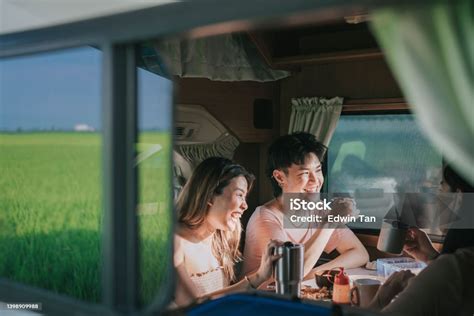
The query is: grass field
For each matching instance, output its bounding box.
[0,132,172,305]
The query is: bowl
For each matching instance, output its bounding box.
[314,268,340,289]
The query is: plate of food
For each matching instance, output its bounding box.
[300,285,331,301]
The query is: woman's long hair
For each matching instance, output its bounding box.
[175,157,255,282]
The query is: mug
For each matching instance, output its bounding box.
[377,219,408,254]
[350,278,381,308]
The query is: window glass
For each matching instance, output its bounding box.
[0,47,102,302]
[136,67,173,305]
[328,114,442,228]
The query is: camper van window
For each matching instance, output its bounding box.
[327,114,443,234]
[136,67,173,305]
[0,47,103,302]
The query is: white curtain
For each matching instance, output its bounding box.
[288,96,343,146]
[175,134,239,168]
[153,34,290,82]
[370,1,474,185]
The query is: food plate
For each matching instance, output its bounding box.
[300,285,331,301]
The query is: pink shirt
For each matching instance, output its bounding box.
[242,205,352,275]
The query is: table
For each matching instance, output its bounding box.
[184,269,383,316]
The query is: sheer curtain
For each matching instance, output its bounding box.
[370,1,473,184]
[288,96,343,146]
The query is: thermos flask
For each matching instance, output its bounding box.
[273,241,304,297]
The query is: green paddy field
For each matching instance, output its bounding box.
[0,132,172,305]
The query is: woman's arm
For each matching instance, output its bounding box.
[173,236,201,306]
[367,270,415,311]
[204,240,284,299]
[174,264,201,306]
[368,252,466,316]
[206,266,266,298]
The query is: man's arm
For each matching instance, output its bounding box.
[306,228,369,278]
[301,224,335,277]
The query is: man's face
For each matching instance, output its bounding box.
[274,153,323,194]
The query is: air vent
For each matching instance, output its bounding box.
[175,126,185,137]
[176,104,234,145]
[175,122,200,140]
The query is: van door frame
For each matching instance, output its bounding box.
[0,1,428,315]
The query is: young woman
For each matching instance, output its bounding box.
[403,162,474,262]
[174,157,282,307]
[368,163,474,315]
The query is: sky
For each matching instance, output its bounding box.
[0,46,172,131]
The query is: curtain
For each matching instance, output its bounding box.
[370,1,474,185]
[175,134,240,168]
[142,34,290,82]
[288,96,343,146]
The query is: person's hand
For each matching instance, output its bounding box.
[370,270,415,310]
[254,239,284,284]
[403,228,438,263]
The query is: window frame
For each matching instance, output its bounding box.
[327,106,445,239]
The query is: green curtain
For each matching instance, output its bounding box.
[370,1,474,185]
[288,96,343,146]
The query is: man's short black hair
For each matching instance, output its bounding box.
[266,132,327,197]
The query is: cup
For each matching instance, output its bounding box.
[350,278,381,308]
[273,241,304,297]
[377,219,408,254]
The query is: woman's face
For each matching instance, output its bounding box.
[206,176,249,232]
[274,153,324,194]
[439,179,452,193]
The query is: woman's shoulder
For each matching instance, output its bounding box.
[174,232,206,265]
[175,225,199,244]
[174,231,198,249]
[174,229,188,247]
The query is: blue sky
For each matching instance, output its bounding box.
[0,46,172,131]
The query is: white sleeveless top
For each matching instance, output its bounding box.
[189,266,227,296]
[176,235,228,296]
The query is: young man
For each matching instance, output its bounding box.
[242,132,369,278]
